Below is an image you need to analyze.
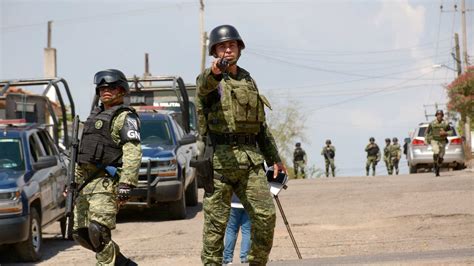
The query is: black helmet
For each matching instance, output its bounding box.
[295,142,301,147]
[326,139,331,144]
[385,138,391,143]
[435,110,444,116]
[208,25,245,56]
[392,137,398,142]
[94,69,129,95]
[369,137,375,142]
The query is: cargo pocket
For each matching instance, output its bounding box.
[231,88,249,121]
[247,90,259,121]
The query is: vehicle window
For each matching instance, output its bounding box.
[418,127,427,137]
[173,119,184,138]
[0,138,25,171]
[154,101,197,131]
[29,134,43,162]
[141,120,174,145]
[37,130,56,156]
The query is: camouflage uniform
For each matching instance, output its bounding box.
[293,146,307,179]
[365,143,380,176]
[389,142,401,175]
[321,145,336,177]
[383,142,392,175]
[74,110,142,265]
[197,67,280,266]
[426,118,452,176]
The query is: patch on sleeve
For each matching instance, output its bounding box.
[120,113,141,144]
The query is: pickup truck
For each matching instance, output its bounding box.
[0,78,75,261]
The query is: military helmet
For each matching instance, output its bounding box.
[385,138,391,143]
[295,142,301,147]
[392,137,398,142]
[94,69,129,95]
[369,137,375,142]
[326,139,331,144]
[208,25,245,56]
[435,110,444,116]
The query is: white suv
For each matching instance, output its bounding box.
[406,122,465,173]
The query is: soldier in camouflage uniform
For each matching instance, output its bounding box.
[383,138,393,175]
[389,137,401,175]
[196,25,286,266]
[321,139,336,177]
[426,110,453,176]
[73,69,142,266]
[293,142,307,179]
[365,137,380,176]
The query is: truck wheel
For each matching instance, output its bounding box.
[169,188,186,220]
[185,175,199,207]
[59,216,74,240]
[16,208,42,261]
[409,165,417,174]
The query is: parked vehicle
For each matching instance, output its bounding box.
[126,111,197,219]
[121,76,198,220]
[0,78,75,261]
[406,122,465,173]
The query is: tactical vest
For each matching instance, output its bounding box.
[384,146,390,157]
[203,74,271,134]
[77,105,134,167]
[367,144,379,156]
[389,144,400,157]
[429,120,450,141]
[294,148,305,161]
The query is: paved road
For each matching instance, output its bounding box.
[1,169,473,265]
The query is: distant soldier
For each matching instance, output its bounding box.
[365,137,380,176]
[426,110,453,176]
[383,138,393,175]
[389,137,402,175]
[320,139,336,177]
[293,142,307,179]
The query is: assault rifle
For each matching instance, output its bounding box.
[65,115,80,239]
[190,135,215,196]
[323,147,334,160]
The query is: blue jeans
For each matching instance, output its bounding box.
[223,207,251,263]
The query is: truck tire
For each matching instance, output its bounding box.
[16,208,42,261]
[409,165,417,174]
[169,188,186,220]
[185,175,199,207]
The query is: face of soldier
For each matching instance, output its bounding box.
[99,86,125,108]
[436,113,443,122]
[215,40,240,65]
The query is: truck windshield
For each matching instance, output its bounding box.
[141,120,174,145]
[0,138,25,171]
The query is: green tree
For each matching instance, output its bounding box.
[445,66,474,133]
[266,99,323,178]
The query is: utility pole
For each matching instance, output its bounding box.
[454,33,462,77]
[44,21,57,78]
[144,53,151,77]
[461,0,469,70]
[199,0,207,73]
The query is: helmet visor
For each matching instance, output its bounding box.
[94,70,125,86]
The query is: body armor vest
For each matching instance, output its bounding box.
[430,120,450,141]
[384,146,390,157]
[389,144,400,157]
[78,105,134,166]
[204,74,269,134]
[367,144,379,156]
[294,148,305,161]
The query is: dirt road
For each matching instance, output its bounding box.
[3,169,473,265]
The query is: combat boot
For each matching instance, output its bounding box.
[395,168,399,175]
[115,252,137,266]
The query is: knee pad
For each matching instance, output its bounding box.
[72,228,96,252]
[88,220,111,252]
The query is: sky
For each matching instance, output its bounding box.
[1,0,473,176]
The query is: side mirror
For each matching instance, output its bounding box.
[179,134,197,146]
[32,156,57,170]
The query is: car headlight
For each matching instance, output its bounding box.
[0,190,23,215]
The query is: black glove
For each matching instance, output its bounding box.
[117,183,133,202]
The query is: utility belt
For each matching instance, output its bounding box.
[211,133,257,146]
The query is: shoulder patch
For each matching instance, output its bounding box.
[120,113,141,144]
